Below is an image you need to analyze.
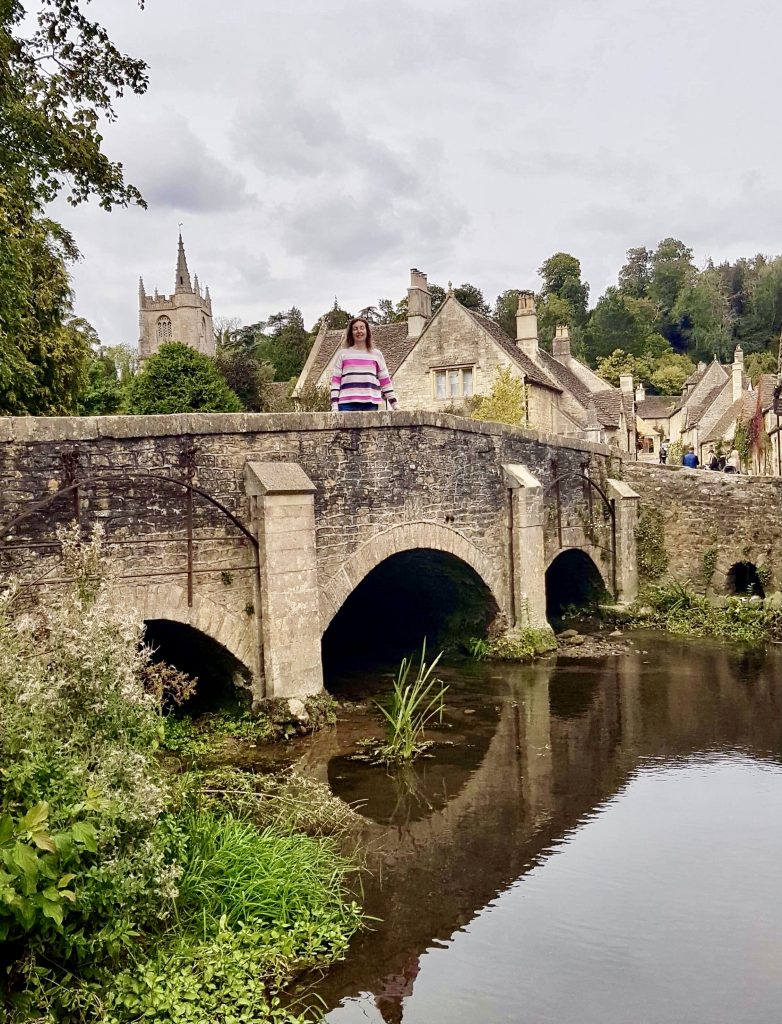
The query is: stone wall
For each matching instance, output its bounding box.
[622,462,782,592]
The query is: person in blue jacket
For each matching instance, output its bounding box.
[682,447,699,468]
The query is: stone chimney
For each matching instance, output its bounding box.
[732,344,744,403]
[552,324,571,361]
[407,268,431,339]
[515,291,538,358]
[619,373,634,395]
[635,381,646,403]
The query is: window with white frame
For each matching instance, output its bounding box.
[433,366,474,399]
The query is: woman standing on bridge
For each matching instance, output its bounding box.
[330,317,399,412]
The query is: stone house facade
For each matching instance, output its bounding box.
[139,234,215,359]
[294,270,636,453]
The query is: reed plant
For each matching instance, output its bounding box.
[376,640,447,762]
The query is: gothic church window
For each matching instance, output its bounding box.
[157,316,172,341]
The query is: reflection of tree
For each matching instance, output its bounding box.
[374,951,421,1024]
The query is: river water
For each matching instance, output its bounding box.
[286,634,782,1024]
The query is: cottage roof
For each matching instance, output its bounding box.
[758,373,778,412]
[702,392,757,443]
[590,390,624,427]
[536,350,594,408]
[465,310,561,391]
[636,395,679,419]
[683,364,708,388]
[298,322,412,392]
[684,382,729,428]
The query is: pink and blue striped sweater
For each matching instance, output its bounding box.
[330,347,398,409]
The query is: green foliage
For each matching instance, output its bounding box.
[618,246,652,298]
[454,283,490,314]
[1,530,363,1021]
[294,381,331,412]
[667,439,684,465]
[215,346,275,412]
[260,308,312,381]
[635,507,669,581]
[745,350,778,384]
[733,419,751,469]
[493,289,521,339]
[127,342,242,414]
[635,580,782,646]
[471,366,529,426]
[702,547,718,587]
[376,642,447,762]
[538,252,589,326]
[468,627,556,661]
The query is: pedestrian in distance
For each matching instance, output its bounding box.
[659,443,668,465]
[706,447,720,471]
[724,448,741,474]
[330,317,399,413]
[682,446,699,469]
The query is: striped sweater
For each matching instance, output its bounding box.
[330,347,398,409]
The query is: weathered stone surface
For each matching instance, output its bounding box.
[0,411,635,699]
[623,463,782,594]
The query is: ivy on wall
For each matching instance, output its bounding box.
[636,506,668,580]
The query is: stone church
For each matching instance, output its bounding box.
[138,234,215,358]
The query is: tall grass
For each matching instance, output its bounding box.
[376,640,447,762]
[171,807,360,936]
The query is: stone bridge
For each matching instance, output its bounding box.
[0,412,641,700]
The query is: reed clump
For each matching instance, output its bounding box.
[375,641,447,763]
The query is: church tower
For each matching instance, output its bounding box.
[138,233,215,359]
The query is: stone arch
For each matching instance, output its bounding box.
[725,560,765,598]
[544,546,610,618]
[319,522,506,631]
[545,543,613,593]
[114,581,258,682]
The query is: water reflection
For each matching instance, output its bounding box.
[305,637,782,1024]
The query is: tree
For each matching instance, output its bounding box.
[454,283,489,314]
[648,238,696,348]
[538,253,589,324]
[0,217,90,414]
[594,350,644,388]
[1,0,147,413]
[215,347,275,412]
[429,284,447,315]
[618,247,652,299]
[583,288,658,361]
[672,269,731,361]
[257,308,311,381]
[127,343,242,414]
[76,334,137,416]
[648,352,695,394]
[494,289,521,339]
[471,366,528,426]
[745,350,778,385]
[377,298,406,324]
[738,256,782,354]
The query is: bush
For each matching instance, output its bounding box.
[1,528,362,1022]
[127,341,242,414]
[468,626,556,661]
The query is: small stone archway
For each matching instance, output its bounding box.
[319,522,507,633]
[115,582,260,694]
[725,561,766,598]
[544,547,610,619]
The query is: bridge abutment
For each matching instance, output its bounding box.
[607,479,640,605]
[503,464,549,629]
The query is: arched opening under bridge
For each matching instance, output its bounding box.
[545,549,609,621]
[321,548,500,686]
[143,619,253,713]
[726,561,765,598]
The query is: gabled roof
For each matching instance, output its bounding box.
[590,390,624,427]
[684,382,729,428]
[464,309,561,391]
[702,392,757,443]
[297,322,412,392]
[636,395,679,419]
[536,350,594,408]
[758,373,778,412]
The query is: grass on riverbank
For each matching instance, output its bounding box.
[0,527,362,1024]
[621,579,782,646]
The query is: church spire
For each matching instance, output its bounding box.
[175,231,193,294]
[138,276,146,300]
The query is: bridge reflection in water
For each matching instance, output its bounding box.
[291,639,782,1024]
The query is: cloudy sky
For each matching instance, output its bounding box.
[53,0,782,346]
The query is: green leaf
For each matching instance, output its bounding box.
[11,843,39,879]
[71,821,97,852]
[0,815,13,845]
[18,802,49,833]
[33,832,57,853]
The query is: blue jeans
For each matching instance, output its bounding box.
[337,402,378,411]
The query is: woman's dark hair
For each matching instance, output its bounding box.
[345,317,373,349]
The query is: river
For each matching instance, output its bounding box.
[279,633,782,1023]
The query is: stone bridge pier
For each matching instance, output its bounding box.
[0,412,640,703]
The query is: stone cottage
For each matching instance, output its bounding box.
[294,271,636,453]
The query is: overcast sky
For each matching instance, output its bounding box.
[53,0,782,347]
